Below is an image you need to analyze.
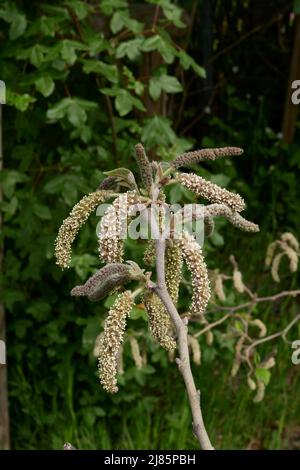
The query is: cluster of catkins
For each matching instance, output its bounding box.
[265,232,299,283]
[54,143,258,393]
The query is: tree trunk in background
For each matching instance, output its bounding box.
[282,15,300,144]
[0,103,10,450]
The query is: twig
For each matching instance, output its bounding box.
[194,314,230,338]
[207,290,300,315]
[245,314,300,356]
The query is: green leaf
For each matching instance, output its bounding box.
[0,196,18,220]
[100,0,128,16]
[9,12,27,40]
[35,76,55,97]
[6,90,36,111]
[116,39,143,61]
[110,11,125,34]
[142,35,176,64]
[115,90,132,116]
[67,102,87,127]
[30,45,45,68]
[110,10,143,34]
[47,98,72,121]
[255,368,271,386]
[0,6,27,39]
[65,0,91,20]
[149,74,182,100]
[141,116,176,146]
[61,41,77,65]
[149,79,161,101]
[104,167,138,190]
[0,170,30,198]
[178,50,206,78]
[82,60,119,83]
[33,203,52,220]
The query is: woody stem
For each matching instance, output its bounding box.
[153,236,214,450]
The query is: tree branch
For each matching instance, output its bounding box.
[153,236,214,450]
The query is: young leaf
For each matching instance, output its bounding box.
[35,76,55,97]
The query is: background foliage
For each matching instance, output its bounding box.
[0,0,300,449]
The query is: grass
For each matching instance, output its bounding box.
[10,335,300,450]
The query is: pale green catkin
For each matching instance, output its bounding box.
[55,190,112,269]
[177,232,211,318]
[98,291,133,393]
[177,172,245,212]
[204,204,259,232]
[165,244,183,305]
[144,291,176,351]
[143,240,156,266]
[98,190,139,263]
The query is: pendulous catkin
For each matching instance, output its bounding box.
[172,147,243,169]
[253,380,265,403]
[188,335,201,365]
[129,336,143,369]
[144,291,176,351]
[165,243,183,305]
[98,291,133,393]
[135,143,153,192]
[55,190,112,269]
[233,269,245,294]
[177,232,211,317]
[143,240,156,266]
[177,172,245,212]
[251,319,267,338]
[214,275,226,302]
[98,190,139,263]
[204,204,259,232]
[281,232,299,252]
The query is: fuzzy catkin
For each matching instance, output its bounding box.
[271,252,284,282]
[97,176,117,191]
[143,241,156,266]
[98,291,133,393]
[165,244,183,305]
[188,335,201,365]
[214,275,226,302]
[281,232,299,252]
[129,337,143,369]
[135,143,153,191]
[233,269,245,294]
[70,263,132,301]
[177,172,245,212]
[98,190,139,263]
[253,380,265,403]
[144,292,176,351]
[172,147,243,169]
[204,204,259,232]
[177,232,211,317]
[251,319,267,338]
[283,245,298,273]
[265,241,277,267]
[55,190,112,269]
